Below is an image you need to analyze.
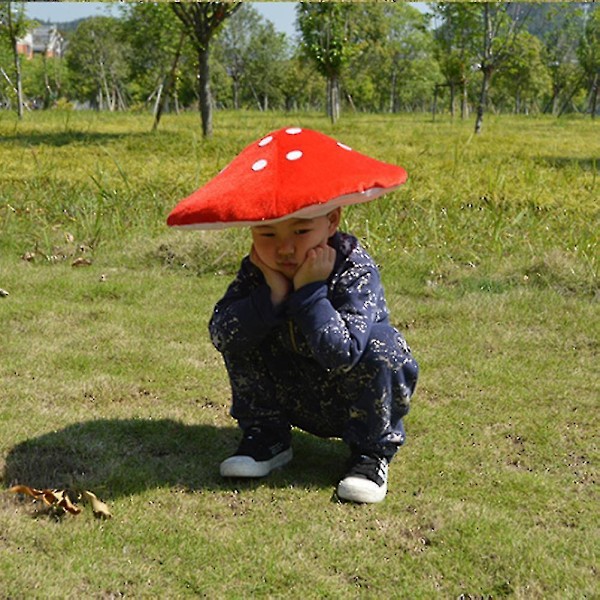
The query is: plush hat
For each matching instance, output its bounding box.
[167,127,407,229]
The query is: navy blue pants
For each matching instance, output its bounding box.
[221,323,418,461]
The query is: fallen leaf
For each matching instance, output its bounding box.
[58,494,82,515]
[9,484,43,498]
[71,257,92,267]
[82,490,112,519]
[10,485,109,518]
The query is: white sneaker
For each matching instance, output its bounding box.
[220,428,292,478]
[337,455,388,503]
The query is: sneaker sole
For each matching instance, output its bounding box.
[337,476,387,503]
[220,448,293,478]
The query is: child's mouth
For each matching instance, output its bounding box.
[278,261,297,270]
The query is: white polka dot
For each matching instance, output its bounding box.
[258,135,273,147]
[252,159,268,171]
[337,142,352,151]
[286,150,303,161]
[285,127,302,135]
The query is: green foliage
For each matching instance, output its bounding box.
[121,2,190,106]
[213,5,290,111]
[578,6,600,81]
[349,3,440,113]
[5,3,600,118]
[297,2,356,79]
[64,16,130,109]
[493,32,552,113]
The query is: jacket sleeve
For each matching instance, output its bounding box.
[209,257,285,354]
[286,265,382,371]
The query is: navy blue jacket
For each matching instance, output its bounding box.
[209,231,395,372]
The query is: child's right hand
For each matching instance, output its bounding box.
[250,246,292,307]
[293,243,336,291]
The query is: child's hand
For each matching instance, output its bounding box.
[293,244,336,290]
[250,246,292,307]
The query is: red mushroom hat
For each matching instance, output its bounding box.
[167,127,407,229]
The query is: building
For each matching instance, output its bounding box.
[16,26,64,59]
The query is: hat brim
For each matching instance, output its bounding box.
[171,185,402,230]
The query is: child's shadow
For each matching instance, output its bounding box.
[2,419,347,498]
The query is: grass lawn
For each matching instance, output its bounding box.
[0,109,598,598]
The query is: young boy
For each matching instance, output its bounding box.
[168,126,418,503]
[209,207,418,503]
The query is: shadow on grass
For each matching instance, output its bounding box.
[2,418,348,498]
[538,156,598,171]
[0,131,148,148]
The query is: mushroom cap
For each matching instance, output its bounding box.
[166,127,408,230]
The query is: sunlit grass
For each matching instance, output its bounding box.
[0,110,598,597]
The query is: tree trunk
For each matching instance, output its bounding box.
[589,72,598,120]
[389,69,397,113]
[232,78,240,110]
[475,67,492,134]
[327,74,340,124]
[153,31,185,132]
[461,80,469,120]
[7,6,24,119]
[474,3,493,134]
[198,46,212,137]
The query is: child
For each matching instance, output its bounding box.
[168,127,418,503]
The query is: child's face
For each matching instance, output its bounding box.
[251,209,340,280]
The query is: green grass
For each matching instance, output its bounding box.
[0,109,598,598]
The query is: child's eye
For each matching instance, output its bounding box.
[295,229,311,235]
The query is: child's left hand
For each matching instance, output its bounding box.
[293,244,336,290]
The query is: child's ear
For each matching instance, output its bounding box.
[327,207,342,235]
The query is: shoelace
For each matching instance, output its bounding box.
[348,455,387,485]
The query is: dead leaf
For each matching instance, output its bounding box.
[58,494,82,515]
[82,490,112,519]
[71,257,92,267]
[10,485,85,516]
[9,484,43,498]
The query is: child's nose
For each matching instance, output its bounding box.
[277,238,294,255]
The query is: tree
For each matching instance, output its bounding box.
[494,31,551,114]
[0,1,29,118]
[473,3,532,133]
[65,16,130,110]
[578,5,600,118]
[214,4,263,110]
[171,2,241,137]
[538,4,586,115]
[21,53,67,109]
[297,2,359,123]
[243,20,288,111]
[279,50,323,112]
[122,3,190,128]
[379,3,436,113]
[341,3,437,114]
[432,3,480,118]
